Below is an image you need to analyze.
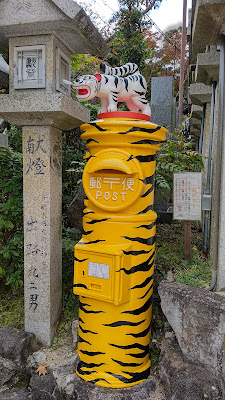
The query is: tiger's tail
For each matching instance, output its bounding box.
[100,62,140,76]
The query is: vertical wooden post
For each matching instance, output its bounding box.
[184,220,191,260]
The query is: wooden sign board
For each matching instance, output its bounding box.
[173,172,202,221]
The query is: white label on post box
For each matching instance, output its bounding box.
[88,262,110,279]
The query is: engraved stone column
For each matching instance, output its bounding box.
[23,126,62,345]
[0,0,108,345]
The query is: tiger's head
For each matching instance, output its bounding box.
[71,74,101,100]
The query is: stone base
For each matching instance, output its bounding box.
[62,373,157,400]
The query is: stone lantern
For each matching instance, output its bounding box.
[0,0,108,345]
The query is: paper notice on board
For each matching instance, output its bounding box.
[173,172,202,221]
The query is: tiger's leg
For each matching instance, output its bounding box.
[99,98,109,114]
[126,99,139,113]
[107,93,118,112]
[131,96,151,116]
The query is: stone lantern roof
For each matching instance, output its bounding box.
[0,0,108,56]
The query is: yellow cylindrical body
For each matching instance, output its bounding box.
[74,115,167,388]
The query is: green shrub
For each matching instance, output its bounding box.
[0,146,23,288]
[156,134,204,193]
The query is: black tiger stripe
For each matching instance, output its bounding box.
[82,228,94,236]
[136,204,153,214]
[136,154,156,162]
[77,366,95,375]
[131,139,165,145]
[86,218,109,224]
[83,239,105,245]
[138,283,153,299]
[127,349,149,359]
[122,295,153,315]
[79,361,105,368]
[114,76,119,87]
[112,359,143,367]
[78,334,91,345]
[79,317,85,324]
[140,173,155,185]
[88,378,110,384]
[86,138,99,144]
[118,254,154,275]
[141,185,154,197]
[130,274,153,290]
[74,256,88,262]
[100,62,106,73]
[79,304,104,314]
[118,126,161,135]
[79,350,105,356]
[139,75,146,89]
[140,100,148,104]
[126,324,150,338]
[104,76,108,83]
[73,283,88,289]
[84,155,96,162]
[123,249,151,256]
[124,78,129,91]
[106,367,150,383]
[79,300,91,307]
[88,122,108,132]
[109,342,147,350]
[103,319,146,327]
[122,235,155,246]
[127,154,134,161]
[83,210,94,216]
[123,66,127,74]
[119,67,123,75]
[134,90,145,96]
[135,221,156,230]
[79,325,98,335]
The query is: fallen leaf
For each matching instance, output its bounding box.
[36,363,48,376]
[192,246,198,251]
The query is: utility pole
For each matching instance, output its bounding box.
[178,0,187,126]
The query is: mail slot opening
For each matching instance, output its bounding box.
[91,283,102,290]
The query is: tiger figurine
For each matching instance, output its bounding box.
[65,62,151,116]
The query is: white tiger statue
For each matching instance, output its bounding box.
[64,62,151,116]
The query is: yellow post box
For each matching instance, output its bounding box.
[73,111,167,388]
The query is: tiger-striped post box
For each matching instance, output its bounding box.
[74,111,167,388]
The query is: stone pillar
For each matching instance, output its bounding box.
[151,76,174,131]
[23,126,62,344]
[201,102,211,189]
[0,0,108,345]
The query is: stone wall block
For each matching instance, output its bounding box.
[30,373,60,400]
[158,282,225,377]
[0,388,31,400]
[0,326,37,367]
[160,335,224,400]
